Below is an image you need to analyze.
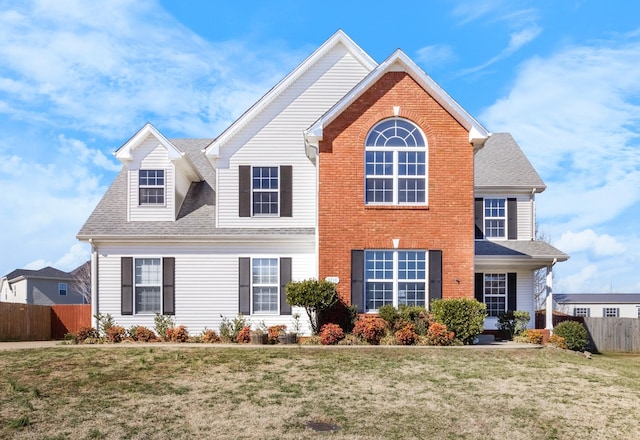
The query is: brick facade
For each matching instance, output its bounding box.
[318,71,476,305]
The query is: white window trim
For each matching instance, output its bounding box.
[603,307,619,318]
[251,257,280,315]
[483,273,508,318]
[483,197,507,240]
[58,282,67,296]
[251,166,280,217]
[138,169,166,207]
[364,249,427,312]
[133,257,163,315]
[574,307,590,317]
[364,118,428,206]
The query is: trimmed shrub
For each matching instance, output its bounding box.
[237,326,251,343]
[424,322,455,346]
[379,334,397,345]
[430,298,486,344]
[76,326,99,343]
[513,329,543,345]
[553,321,588,351]
[267,325,287,344]
[319,323,345,345]
[166,325,189,343]
[497,310,531,340]
[107,325,126,343]
[352,316,388,345]
[378,304,400,328]
[201,329,220,343]
[134,326,158,342]
[394,323,418,345]
[286,279,339,334]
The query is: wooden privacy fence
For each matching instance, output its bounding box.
[583,317,640,353]
[0,303,91,341]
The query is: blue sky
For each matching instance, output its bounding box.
[1,0,639,293]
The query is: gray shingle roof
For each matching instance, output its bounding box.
[475,240,568,260]
[475,133,546,190]
[4,266,72,281]
[77,139,314,240]
[555,293,640,304]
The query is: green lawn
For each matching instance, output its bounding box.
[1,345,639,439]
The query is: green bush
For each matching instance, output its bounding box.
[378,304,400,328]
[219,314,249,342]
[430,298,486,344]
[154,314,175,341]
[497,310,531,340]
[553,321,588,351]
[286,279,339,334]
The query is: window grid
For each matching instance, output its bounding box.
[603,307,619,317]
[139,170,165,205]
[365,250,426,311]
[484,198,506,238]
[574,307,590,317]
[252,258,279,314]
[365,118,426,205]
[637,307,640,319]
[134,258,162,314]
[252,167,279,215]
[58,283,67,296]
[484,273,507,317]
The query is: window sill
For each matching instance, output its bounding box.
[364,205,429,210]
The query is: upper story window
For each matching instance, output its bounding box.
[139,170,165,205]
[574,307,590,317]
[58,283,67,296]
[484,198,506,238]
[253,167,279,215]
[364,118,427,205]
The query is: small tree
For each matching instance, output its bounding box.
[285,279,338,334]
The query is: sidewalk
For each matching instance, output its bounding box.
[0,340,542,351]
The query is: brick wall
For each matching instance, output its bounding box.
[318,71,475,304]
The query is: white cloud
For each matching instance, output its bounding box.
[557,264,599,293]
[556,229,625,257]
[58,135,121,172]
[415,44,456,70]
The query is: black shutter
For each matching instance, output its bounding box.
[507,198,517,239]
[474,273,484,303]
[239,166,251,217]
[428,250,442,303]
[474,198,484,239]
[351,250,364,313]
[280,166,292,217]
[162,257,175,315]
[238,258,251,315]
[507,272,517,312]
[280,257,292,315]
[121,257,133,315]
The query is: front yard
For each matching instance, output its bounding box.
[1,346,638,439]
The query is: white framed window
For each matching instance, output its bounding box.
[365,118,427,205]
[574,307,590,317]
[637,307,640,319]
[603,307,619,317]
[58,283,67,296]
[252,258,279,314]
[252,167,279,215]
[139,170,165,205]
[484,198,506,238]
[134,258,162,314]
[484,273,507,317]
[364,250,426,311]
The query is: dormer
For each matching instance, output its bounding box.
[115,123,202,222]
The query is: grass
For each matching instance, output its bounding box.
[0,346,639,439]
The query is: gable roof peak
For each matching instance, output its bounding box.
[114,123,202,181]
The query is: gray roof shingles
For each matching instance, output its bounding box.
[475,240,568,260]
[555,293,640,304]
[475,133,546,190]
[4,266,72,281]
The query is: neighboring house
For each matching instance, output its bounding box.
[77,30,568,334]
[0,264,88,305]
[555,294,640,318]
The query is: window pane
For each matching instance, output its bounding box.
[140,188,165,205]
[398,282,425,306]
[365,251,393,280]
[398,251,426,280]
[398,152,425,176]
[366,178,393,203]
[365,282,393,310]
[253,286,278,313]
[485,198,505,217]
[485,219,505,238]
[484,273,506,317]
[252,258,278,284]
[252,167,279,190]
[135,286,161,313]
[253,192,279,215]
[398,179,425,203]
[135,258,161,284]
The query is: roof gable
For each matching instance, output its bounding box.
[115,123,203,181]
[204,30,377,161]
[305,49,490,152]
[4,266,72,281]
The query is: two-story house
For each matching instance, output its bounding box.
[1,264,88,305]
[77,30,567,334]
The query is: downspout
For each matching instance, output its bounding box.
[89,239,99,329]
[545,258,558,331]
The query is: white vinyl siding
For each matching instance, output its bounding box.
[216,44,371,228]
[95,241,315,335]
[128,137,175,221]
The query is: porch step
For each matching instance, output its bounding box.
[474,334,495,345]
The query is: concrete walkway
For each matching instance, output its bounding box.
[0,340,542,351]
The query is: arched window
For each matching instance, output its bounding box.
[364,118,427,204]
